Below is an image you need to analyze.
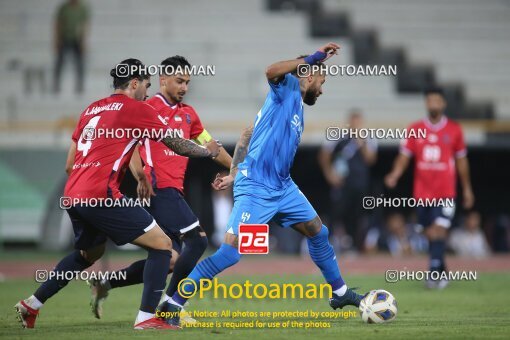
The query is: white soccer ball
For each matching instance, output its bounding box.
[358,289,397,324]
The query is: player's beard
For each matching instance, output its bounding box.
[171,92,185,103]
[134,90,146,101]
[303,88,318,106]
[428,109,442,120]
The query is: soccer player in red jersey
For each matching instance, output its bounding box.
[88,56,232,322]
[385,87,475,288]
[14,58,221,330]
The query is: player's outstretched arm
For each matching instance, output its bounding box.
[194,129,233,169]
[162,136,221,158]
[266,58,304,84]
[265,42,340,83]
[384,153,411,189]
[212,147,233,169]
[212,125,253,190]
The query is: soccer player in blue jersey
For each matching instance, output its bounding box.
[158,43,364,326]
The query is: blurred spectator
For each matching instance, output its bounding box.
[449,211,490,258]
[53,0,89,94]
[211,171,233,247]
[365,212,427,257]
[318,109,377,251]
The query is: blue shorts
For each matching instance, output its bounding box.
[416,203,456,229]
[145,187,199,253]
[226,173,317,235]
[67,198,156,249]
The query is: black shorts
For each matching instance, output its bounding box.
[67,199,156,250]
[146,187,199,253]
[416,203,456,230]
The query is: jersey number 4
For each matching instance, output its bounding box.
[77,116,101,157]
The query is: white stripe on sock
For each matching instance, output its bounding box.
[333,285,347,297]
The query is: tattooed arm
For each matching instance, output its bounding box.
[212,125,253,190]
[161,136,221,158]
[230,125,253,178]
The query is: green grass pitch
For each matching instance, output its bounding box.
[1,273,509,339]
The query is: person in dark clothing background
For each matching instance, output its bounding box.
[53,0,89,94]
[319,110,377,251]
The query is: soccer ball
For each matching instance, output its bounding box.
[359,289,397,324]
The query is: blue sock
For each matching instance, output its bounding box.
[429,240,446,273]
[140,249,171,313]
[172,243,241,306]
[307,225,345,291]
[34,250,91,303]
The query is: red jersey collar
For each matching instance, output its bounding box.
[155,93,178,109]
[423,115,447,131]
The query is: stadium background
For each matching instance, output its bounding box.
[0,0,508,251]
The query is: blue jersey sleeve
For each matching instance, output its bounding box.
[268,73,299,103]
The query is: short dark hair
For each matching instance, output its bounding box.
[424,86,444,97]
[160,55,191,75]
[109,58,149,90]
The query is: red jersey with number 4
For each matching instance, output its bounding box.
[400,116,466,199]
[139,93,205,192]
[64,94,169,199]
